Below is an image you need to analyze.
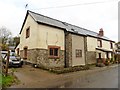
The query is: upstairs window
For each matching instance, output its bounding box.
[97,39,102,47]
[48,46,60,58]
[110,42,113,49]
[26,27,30,38]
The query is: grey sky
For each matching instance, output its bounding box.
[0,0,119,42]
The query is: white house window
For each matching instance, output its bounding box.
[48,46,60,58]
[76,49,82,57]
[97,39,102,47]
[110,42,113,49]
[26,27,30,38]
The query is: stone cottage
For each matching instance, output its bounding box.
[16,10,115,68]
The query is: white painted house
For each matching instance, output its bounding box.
[16,10,115,68]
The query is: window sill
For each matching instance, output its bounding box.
[48,56,60,59]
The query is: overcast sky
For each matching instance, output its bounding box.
[0,0,119,42]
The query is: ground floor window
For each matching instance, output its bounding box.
[76,49,82,57]
[48,46,60,58]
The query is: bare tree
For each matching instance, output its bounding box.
[0,26,12,44]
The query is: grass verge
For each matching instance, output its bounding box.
[0,73,19,88]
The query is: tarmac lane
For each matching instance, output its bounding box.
[9,64,119,88]
[54,65,119,88]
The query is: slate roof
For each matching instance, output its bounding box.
[20,10,114,42]
[29,11,65,29]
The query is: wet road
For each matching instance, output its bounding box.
[55,65,119,88]
[10,64,119,88]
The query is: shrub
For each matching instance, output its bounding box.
[49,65,89,74]
[105,59,110,66]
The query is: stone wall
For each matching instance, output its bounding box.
[37,49,64,68]
[20,50,23,59]
[20,49,38,63]
[86,51,96,64]
[65,33,72,67]
[20,49,64,68]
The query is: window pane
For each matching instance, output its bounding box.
[50,48,53,56]
[110,42,113,49]
[76,49,82,57]
[98,40,100,47]
[97,40,102,47]
[54,48,58,56]
[26,27,30,38]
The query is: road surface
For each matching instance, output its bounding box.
[10,64,119,88]
[55,65,119,88]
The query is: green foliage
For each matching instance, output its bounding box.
[1,44,8,51]
[105,59,110,66]
[0,74,15,88]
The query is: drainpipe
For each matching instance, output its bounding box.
[84,36,87,65]
[64,30,67,68]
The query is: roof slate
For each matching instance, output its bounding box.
[25,10,112,41]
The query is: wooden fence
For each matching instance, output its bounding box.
[2,50,10,76]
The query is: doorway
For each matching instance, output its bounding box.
[24,46,28,59]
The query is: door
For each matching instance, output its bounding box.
[24,47,28,59]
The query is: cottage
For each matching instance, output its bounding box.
[86,28,115,64]
[16,10,115,68]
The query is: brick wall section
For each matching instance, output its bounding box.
[20,49,64,68]
[65,33,72,67]
[86,51,96,64]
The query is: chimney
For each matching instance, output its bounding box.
[99,28,104,36]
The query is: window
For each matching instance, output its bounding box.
[110,42,113,49]
[97,39,102,47]
[24,46,28,59]
[48,46,60,58]
[106,52,109,58]
[98,53,101,59]
[26,27,30,38]
[76,49,82,57]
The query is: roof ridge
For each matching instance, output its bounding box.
[28,10,99,35]
[67,23,99,34]
[28,10,67,24]
[27,10,112,41]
